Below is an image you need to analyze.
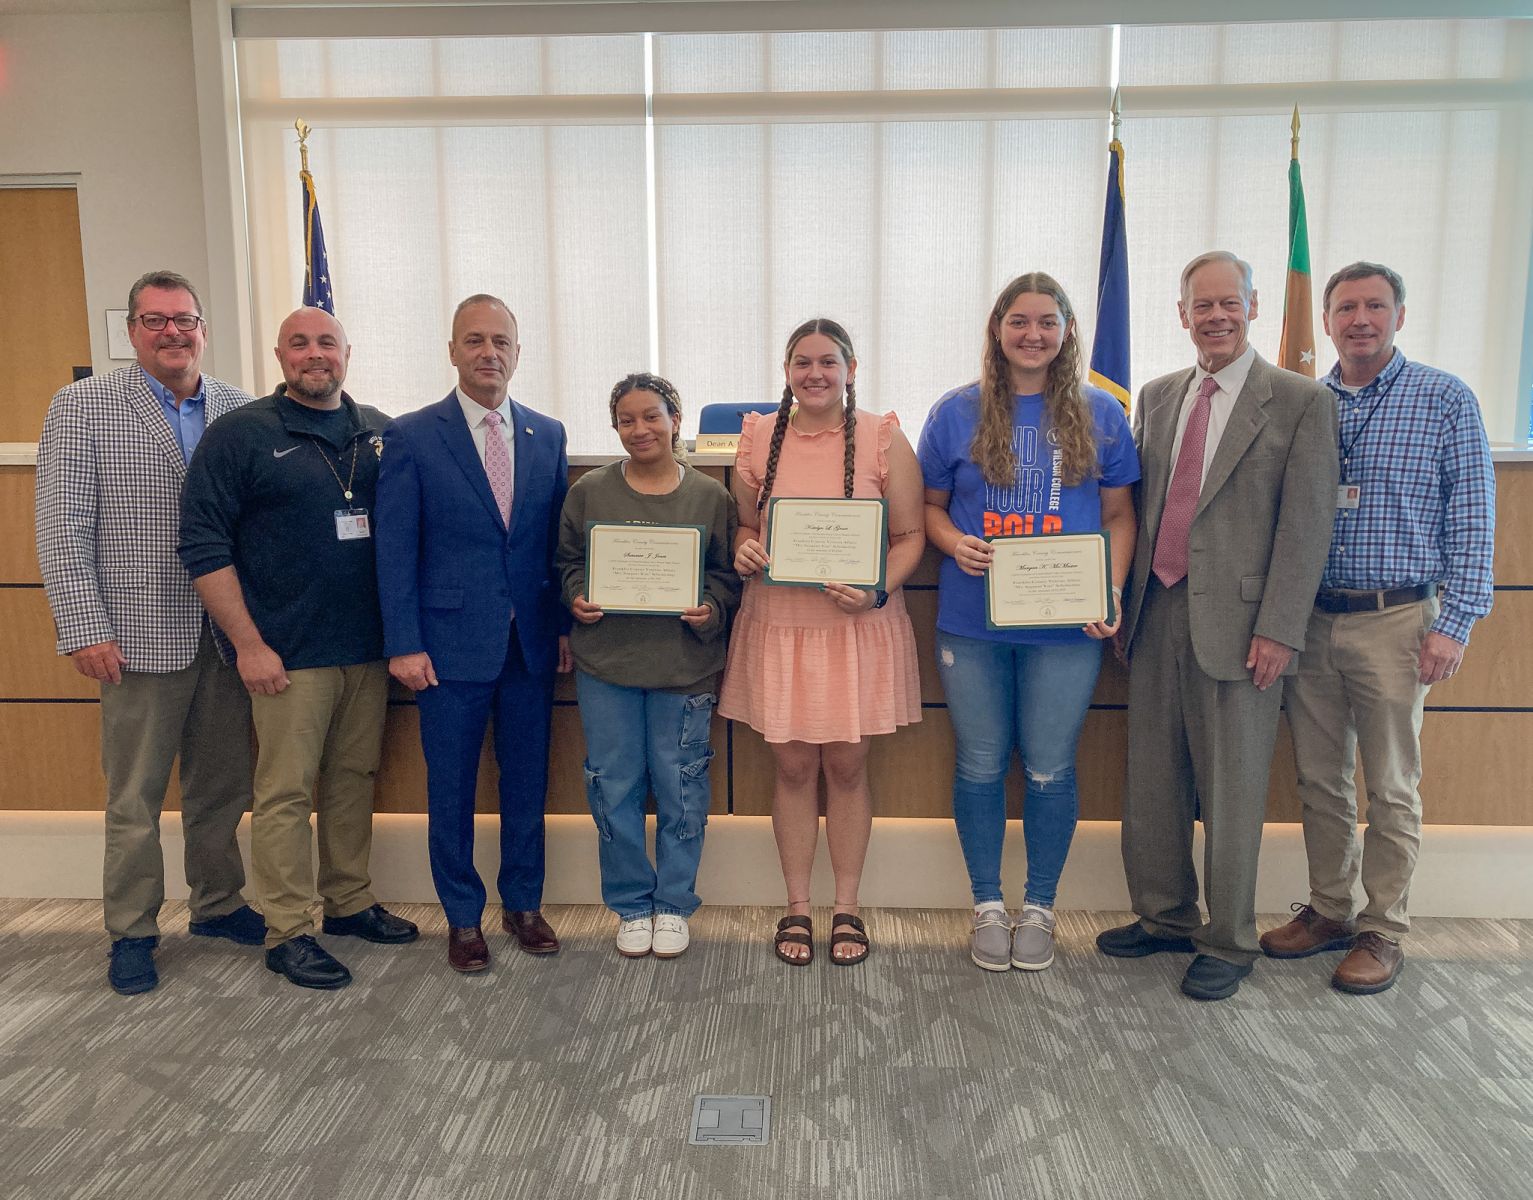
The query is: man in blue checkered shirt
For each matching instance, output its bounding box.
[1260,261,1495,996]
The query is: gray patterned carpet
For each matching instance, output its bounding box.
[1,900,1529,1200]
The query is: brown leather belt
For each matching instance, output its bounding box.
[1314,582,1436,614]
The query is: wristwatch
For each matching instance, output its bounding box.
[873,589,889,609]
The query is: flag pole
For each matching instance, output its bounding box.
[1278,103,1315,377]
[1088,87,1131,409]
[295,118,336,314]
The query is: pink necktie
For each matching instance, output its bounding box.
[483,410,513,527]
[1151,374,1219,588]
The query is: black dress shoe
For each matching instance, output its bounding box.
[189,904,267,946]
[108,936,160,995]
[265,935,352,990]
[503,909,559,955]
[1096,921,1198,958]
[323,904,420,944]
[1180,954,1253,1001]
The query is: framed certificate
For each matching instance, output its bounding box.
[985,531,1113,630]
[585,522,705,615]
[763,497,887,589]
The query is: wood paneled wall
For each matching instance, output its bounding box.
[3,460,1529,825]
[0,189,92,443]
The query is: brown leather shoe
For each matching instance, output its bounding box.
[447,926,490,973]
[1332,931,1404,995]
[503,909,559,955]
[1260,903,1356,959]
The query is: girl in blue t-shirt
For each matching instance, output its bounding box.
[917,272,1140,974]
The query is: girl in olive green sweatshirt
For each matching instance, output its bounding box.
[556,374,740,958]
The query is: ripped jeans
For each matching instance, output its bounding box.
[935,633,1102,908]
[575,671,714,919]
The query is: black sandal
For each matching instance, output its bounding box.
[830,912,870,966]
[774,914,814,966]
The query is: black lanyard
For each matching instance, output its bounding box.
[1337,367,1401,482]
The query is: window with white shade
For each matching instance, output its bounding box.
[235,18,1533,450]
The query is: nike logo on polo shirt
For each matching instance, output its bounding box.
[273,446,300,458]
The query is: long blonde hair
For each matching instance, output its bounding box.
[972,273,1097,487]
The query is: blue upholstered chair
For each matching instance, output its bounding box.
[696,401,782,436]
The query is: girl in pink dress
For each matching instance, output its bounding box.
[719,318,925,965]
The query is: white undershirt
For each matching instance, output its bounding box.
[1168,343,1256,488]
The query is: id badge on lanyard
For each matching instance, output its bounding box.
[335,508,371,540]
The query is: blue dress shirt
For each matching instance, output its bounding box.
[140,365,207,466]
[1321,350,1496,644]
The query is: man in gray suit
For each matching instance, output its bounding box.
[1096,251,1337,1001]
[36,270,264,996]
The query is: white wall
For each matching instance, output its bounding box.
[0,4,217,375]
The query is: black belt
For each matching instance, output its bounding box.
[1314,583,1436,614]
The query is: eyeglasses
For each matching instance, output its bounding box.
[132,313,204,332]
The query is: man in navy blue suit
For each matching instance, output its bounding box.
[375,294,572,973]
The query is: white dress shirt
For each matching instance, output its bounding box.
[456,387,516,498]
[1167,343,1256,488]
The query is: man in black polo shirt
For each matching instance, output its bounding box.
[179,306,417,989]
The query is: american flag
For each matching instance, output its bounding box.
[301,166,334,314]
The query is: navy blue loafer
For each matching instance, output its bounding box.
[189,904,267,946]
[108,936,160,995]
[1180,954,1254,1001]
[322,904,420,944]
[1096,921,1198,958]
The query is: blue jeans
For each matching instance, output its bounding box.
[936,633,1102,908]
[575,671,714,919]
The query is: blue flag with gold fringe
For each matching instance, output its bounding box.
[301,167,334,314]
[1088,137,1130,409]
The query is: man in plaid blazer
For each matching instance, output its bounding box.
[35,270,265,996]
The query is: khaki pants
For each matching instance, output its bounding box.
[1123,580,1285,966]
[1284,597,1436,938]
[249,662,388,946]
[99,627,252,940]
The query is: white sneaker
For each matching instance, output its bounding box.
[616,916,653,957]
[652,914,690,958]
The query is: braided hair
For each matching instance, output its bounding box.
[756,318,858,513]
[609,371,686,460]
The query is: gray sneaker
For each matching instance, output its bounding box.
[971,908,1012,972]
[1011,905,1056,971]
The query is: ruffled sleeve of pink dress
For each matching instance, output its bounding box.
[718,408,922,744]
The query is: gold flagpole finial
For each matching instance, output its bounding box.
[1111,86,1122,141]
[1290,104,1301,161]
[295,118,312,175]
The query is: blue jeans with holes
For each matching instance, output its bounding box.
[575,671,714,919]
[936,632,1103,908]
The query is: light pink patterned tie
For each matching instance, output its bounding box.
[483,410,513,527]
[1151,374,1219,588]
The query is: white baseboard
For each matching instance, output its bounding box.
[2,811,1528,919]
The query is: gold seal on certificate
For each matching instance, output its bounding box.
[585,522,705,615]
[764,497,887,589]
[985,532,1113,629]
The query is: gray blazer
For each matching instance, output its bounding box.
[1121,353,1338,681]
[35,365,252,673]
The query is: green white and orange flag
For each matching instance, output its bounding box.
[1278,105,1316,377]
